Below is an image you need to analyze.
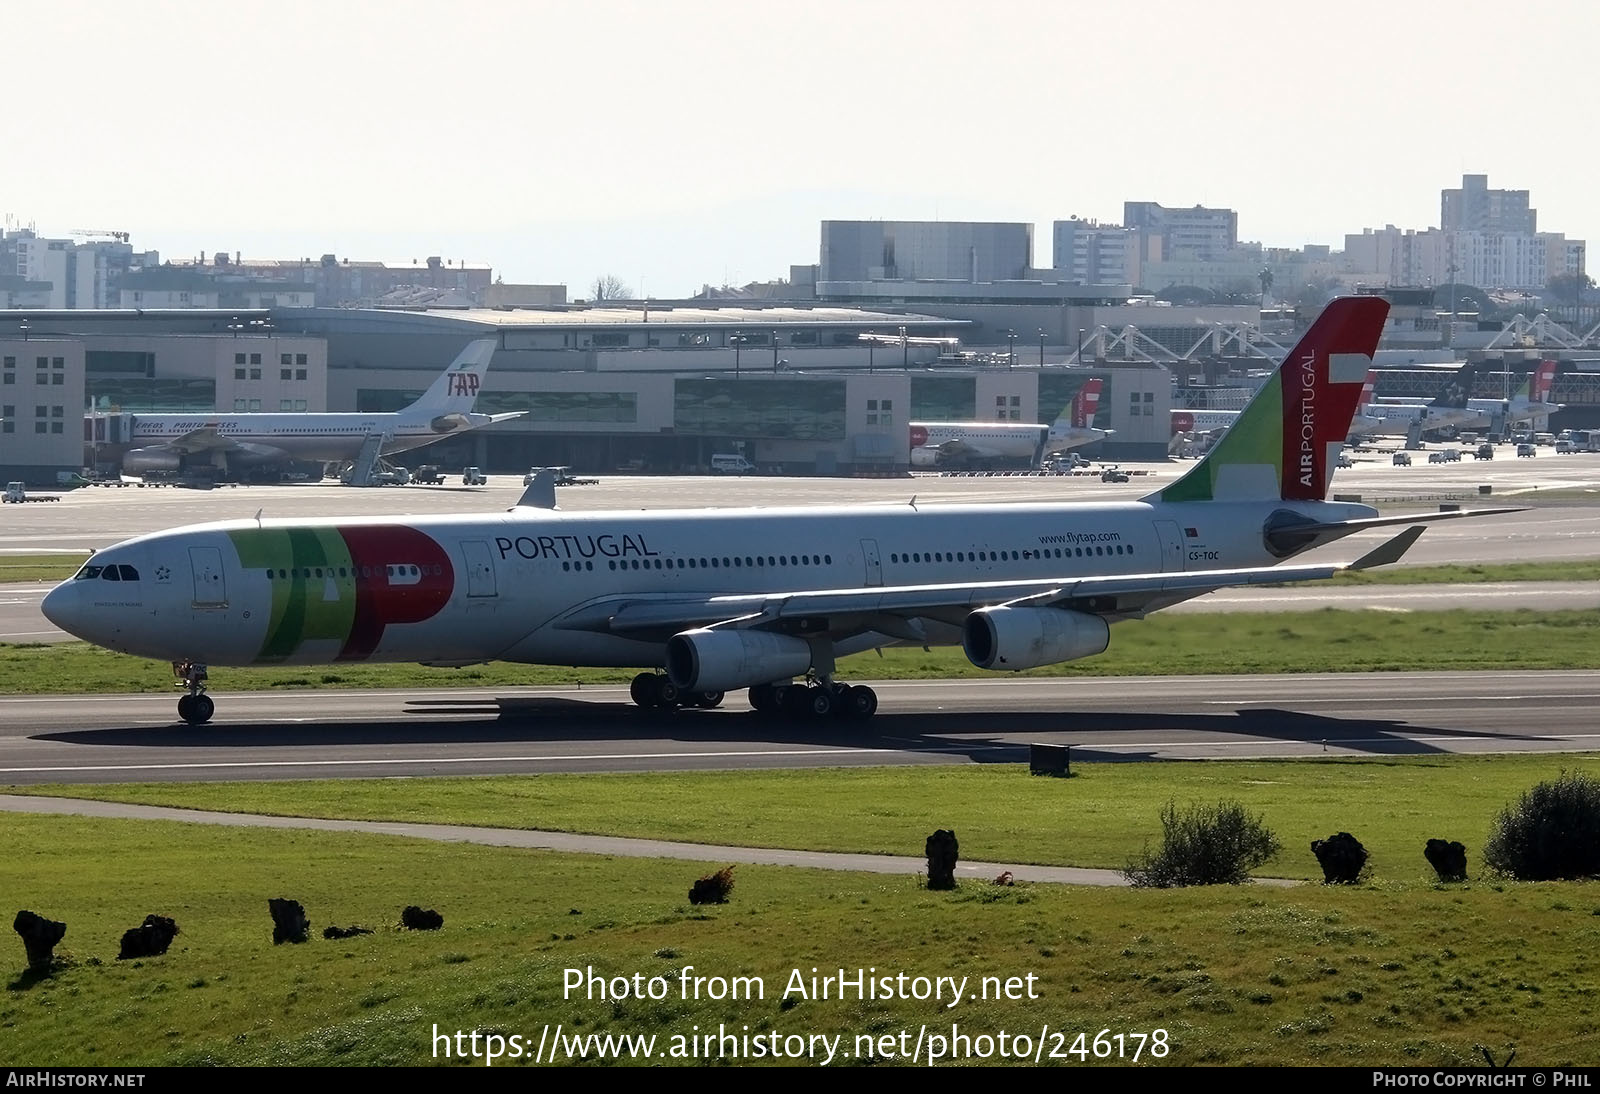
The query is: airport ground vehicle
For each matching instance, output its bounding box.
[1516,444,1537,458]
[4,482,61,503]
[412,465,444,485]
[1475,444,1495,460]
[1099,466,1130,482]
[463,467,487,485]
[1393,452,1412,466]
[710,454,757,475]
[1556,440,1575,454]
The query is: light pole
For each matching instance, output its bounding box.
[1006,330,1016,368]
[771,329,778,373]
[899,325,908,369]
[19,318,28,342]
[733,331,742,378]
[1038,328,1045,367]
[1077,328,1086,365]
[868,338,875,373]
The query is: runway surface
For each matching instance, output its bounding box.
[4,671,1596,785]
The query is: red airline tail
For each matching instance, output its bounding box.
[1533,360,1557,403]
[1358,370,1376,408]
[1071,378,1103,429]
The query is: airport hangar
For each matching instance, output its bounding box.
[0,304,1180,482]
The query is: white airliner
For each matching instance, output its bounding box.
[1367,360,1560,432]
[1173,374,1384,441]
[114,339,519,477]
[43,297,1521,726]
[908,379,1106,468]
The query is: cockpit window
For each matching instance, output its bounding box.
[102,566,121,581]
[117,565,140,581]
[75,564,104,581]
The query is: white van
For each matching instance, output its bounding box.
[710,454,756,475]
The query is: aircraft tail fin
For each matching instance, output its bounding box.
[1357,370,1377,408]
[1530,359,1558,404]
[1150,296,1388,504]
[1061,377,1103,430]
[402,339,499,417]
[1427,361,1479,410]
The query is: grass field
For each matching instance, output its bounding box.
[4,811,1597,1067]
[21,755,1600,883]
[5,607,1600,695]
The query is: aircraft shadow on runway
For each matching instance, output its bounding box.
[33,698,1541,763]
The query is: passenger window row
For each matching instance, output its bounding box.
[601,553,833,573]
[266,564,442,580]
[889,544,1132,564]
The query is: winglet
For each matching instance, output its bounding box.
[1347,526,1426,571]
[512,468,559,510]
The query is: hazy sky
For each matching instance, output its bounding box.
[5,0,1594,296]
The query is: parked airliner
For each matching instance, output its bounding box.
[43,298,1520,726]
[112,339,519,477]
[908,379,1106,467]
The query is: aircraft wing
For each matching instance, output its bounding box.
[552,526,1430,642]
[161,426,235,455]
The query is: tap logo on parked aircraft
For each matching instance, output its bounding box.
[446,370,481,398]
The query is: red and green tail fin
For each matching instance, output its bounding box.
[1152,296,1389,503]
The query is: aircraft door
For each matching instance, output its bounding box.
[1153,521,1186,573]
[188,546,227,607]
[860,538,883,587]
[461,539,498,598]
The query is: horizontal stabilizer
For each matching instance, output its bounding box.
[1348,526,1426,570]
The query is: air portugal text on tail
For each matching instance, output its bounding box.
[42,295,1528,727]
[1157,297,1390,504]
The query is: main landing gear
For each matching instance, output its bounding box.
[747,678,878,721]
[172,659,215,725]
[629,672,725,711]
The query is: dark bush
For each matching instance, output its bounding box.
[1483,771,1600,880]
[688,866,735,905]
[1124,799,1282,888]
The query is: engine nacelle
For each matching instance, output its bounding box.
[962,606,1109,671]
[121,448,182,474]
[665,628,814,694]
[909,446,940,468]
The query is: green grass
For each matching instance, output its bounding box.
[6,608,1600,694]
[4,811,1597,1066]
[0,552,90,583]
[21,755,1600,883]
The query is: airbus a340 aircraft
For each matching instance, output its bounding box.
[908,379,1106,467]
[114,339,520,478]
[43,297,1520,726]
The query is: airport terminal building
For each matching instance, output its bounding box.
[0,305,1175,483]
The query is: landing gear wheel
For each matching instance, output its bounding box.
[178,693,214,725]
[748,683,779,713]
[842,684,878,720]
[694,691,725,709]
[656,678,680,707]
[807,687,834,718]
[630,671,660,709]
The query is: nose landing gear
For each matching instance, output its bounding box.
[172,659,214,725]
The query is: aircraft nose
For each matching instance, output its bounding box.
[40,581,86,638]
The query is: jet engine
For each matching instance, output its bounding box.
[665,628,814,694]
[120,448,182,475]
[962,605,1109,671]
